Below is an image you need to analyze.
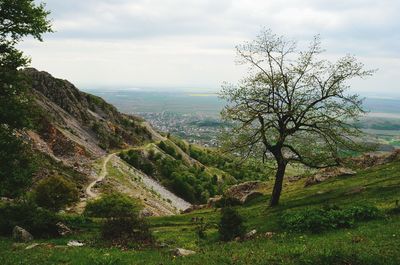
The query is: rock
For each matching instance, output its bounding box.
[12,226,33,242]
[345,186,366,195]
[0,197,13,202]
[181,204,207,214]
[67,240,84,247]
[207,195,222,208]
[172,248,196,256]
[347,150,400,169]
[265,232,275,239]
[241,191,263,204]
[305,167,356,187]
[56,222,72,236]
[25,243,41,250]
[243,229,257,240]
[224,181,266,205]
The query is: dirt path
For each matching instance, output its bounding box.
[86,153,115,198]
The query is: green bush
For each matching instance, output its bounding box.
[219,207,245,241]
[34,175,79,211]
[101,217,153,247]
[0,199,60,237]
[281,204,380,233]
[85,192,153,247]
[85,193,141,218]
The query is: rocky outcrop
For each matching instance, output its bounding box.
[347,150,400,169]
[21,68,152,161]
[12,226,33,242]
[305,167,356,187]
[224,181,266,204]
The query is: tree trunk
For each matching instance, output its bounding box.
[270,159,287,207]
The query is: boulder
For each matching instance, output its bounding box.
[172,248,196,256]
[241,191,263,204]
[56,222,72,236]
[347,150,400,169]
[265,232,275,239]
[67,240,84,247]
[224,181,266,205]
[207,195,222,207]
[12,226,33,242]
[305,167,356,187]
[25,243,41,250]
[243,229,257,240]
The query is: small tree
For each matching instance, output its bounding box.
[34,175,79,211]
[221,29,374,206]
[219,207,245,241]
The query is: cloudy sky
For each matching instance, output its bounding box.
[20,0,400,96]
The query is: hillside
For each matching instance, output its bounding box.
[17,68,270,216]
[1,158,399,264]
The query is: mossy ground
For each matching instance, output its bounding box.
[1,162,399,265]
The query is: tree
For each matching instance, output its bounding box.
[34,175,79,211]
[220,29,374,206]
[0,0,52,197]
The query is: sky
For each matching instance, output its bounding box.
[20,0,400,97]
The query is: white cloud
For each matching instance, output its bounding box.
[23,0,400,95]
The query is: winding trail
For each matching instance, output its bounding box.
[86,153,115,198]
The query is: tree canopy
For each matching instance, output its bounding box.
[0,0,52,197]
[220,29,374,206]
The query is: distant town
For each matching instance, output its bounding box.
[137,112,222,147]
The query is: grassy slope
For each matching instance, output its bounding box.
[1,162,399,265]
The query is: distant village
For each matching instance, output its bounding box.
[137,112,221,147]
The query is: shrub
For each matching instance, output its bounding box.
[281,204,380,233]
[85,192,153,247]
[85,193,140,218]
[34,175,79,211]
[219,207,245,241]
[101,217,153,247]
[0,199,60,237]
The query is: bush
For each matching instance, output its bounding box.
[219,207,245,241]
[34,175,79,211]
[281,204,380,233]
[0,199,60,237]
[85,192,153,247]
[101,217,153,247]
[85,193,140,218]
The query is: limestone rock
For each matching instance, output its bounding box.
[243,229,257,240]
[241,191,263,204]
[56,222,72,236]
[305,167,356,187]
[12,226,33,242]
[224,181,266,205]
[67,240,84,247]
[172,248,196,256]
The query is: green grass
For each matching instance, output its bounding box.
[1,162,399,264]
